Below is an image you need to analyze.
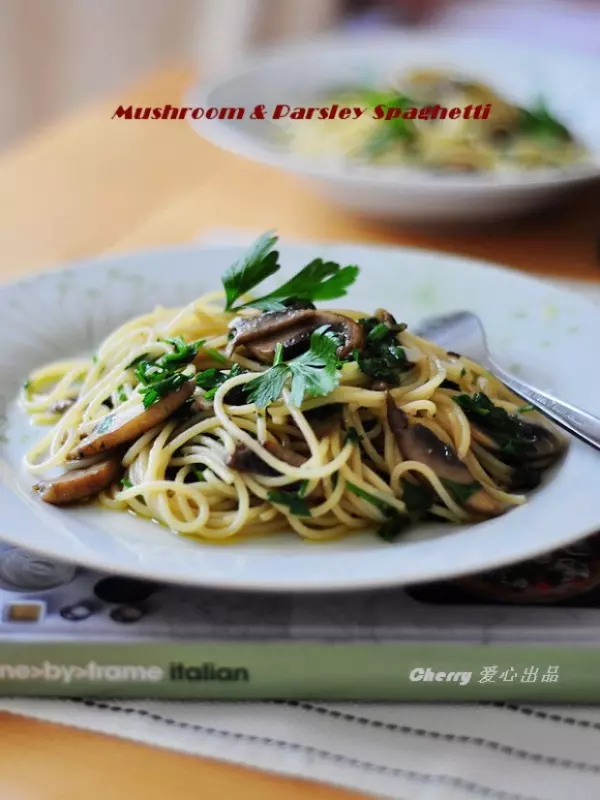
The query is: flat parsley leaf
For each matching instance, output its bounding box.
[246,259,359,312]
[244,327,341,409]
[222,230,280,311]
[245,363,290,408]
[222,233,360,312]
[287,326,341,407]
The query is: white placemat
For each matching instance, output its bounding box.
[3,232,600,800]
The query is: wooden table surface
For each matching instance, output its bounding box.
[0,66,599,800]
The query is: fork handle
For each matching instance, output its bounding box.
[490,359,600,452]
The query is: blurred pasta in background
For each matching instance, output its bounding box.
[2,0,599,151]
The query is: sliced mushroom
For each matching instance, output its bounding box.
[49,398,76,415]
[386,395,502,517]
[230,309,364,364]
[375,308,406,332]
[264,440,308,468]
[33,457,121,505]
[227,445,275,476]
[70,381,195,460]
[227,441,307,476]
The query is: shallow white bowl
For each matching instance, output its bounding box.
[188,32,600,224]
[0,242,599,591]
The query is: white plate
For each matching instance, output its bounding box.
[0,242,599,591]
[188,32,600,224]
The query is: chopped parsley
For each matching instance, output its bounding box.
[23,379,31,392]
[517,404,535,413]
[346,479,425,540]
[401,479,433,513]
[222,231,360,312]
[347,478,430,539]
[356,316,409,384]
[245,326,342,408]
[133,337,213,409]
[347,481,411,541]
[134,359,191,409]
[346,481,393,511]
[267,489,311,517]
[441,478,481,505]
[117,385,127,402]
[192,467,206,482]
[196,364,244,401]
[459,368,467,379]
[453,392,539,458]
[366,322,389,341]
[120,478,133,489]
[343,427,362,446]
[377,512,411,542]
[273,342,285,366]
[159,336,204,367]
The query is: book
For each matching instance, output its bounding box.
[2,534,600,700]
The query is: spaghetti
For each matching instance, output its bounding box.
[22,233,565,543]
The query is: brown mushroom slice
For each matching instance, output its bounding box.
[264,440,307,468]
[227,445,276,476]
[33,457,121,505]
[227,441,307,476]
[386,395,502,517]
[230,309,364,364]
[375,308,406,332]
[70,381,195,460]
[49,398,76,415]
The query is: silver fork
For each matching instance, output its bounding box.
[416,310,600,452]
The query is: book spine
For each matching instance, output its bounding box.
[0,641,597,700]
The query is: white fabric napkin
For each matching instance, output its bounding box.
[3,232,600,800]
[3,697,600,800]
